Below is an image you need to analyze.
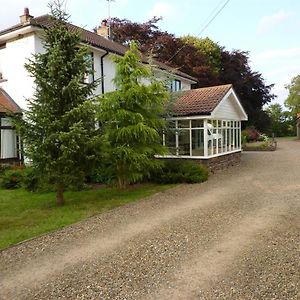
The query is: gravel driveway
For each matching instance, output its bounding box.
[0,139,299,300]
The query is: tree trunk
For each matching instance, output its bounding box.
[56,183,65,206]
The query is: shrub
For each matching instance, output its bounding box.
[0,164,11,174]
[242,127,261,142]
[0,168,24,189]
[90,164,116,185]
[257,133,269,142]
[151,160,209,184]
[22,167,40,192]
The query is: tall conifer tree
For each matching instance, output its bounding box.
[18,1,101,205]
[98,42,168,188]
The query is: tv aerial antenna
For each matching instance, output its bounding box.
[106,0,115,37]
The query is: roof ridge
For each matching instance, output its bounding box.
[28,15,197,82]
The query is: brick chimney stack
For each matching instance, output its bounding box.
[20,7,33,24]
[97,19,110,39]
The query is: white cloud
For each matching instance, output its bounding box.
[146,2,173,19]
[257,10,293,36]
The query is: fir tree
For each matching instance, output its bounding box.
[98,42,168,188]
[18,2,101,205]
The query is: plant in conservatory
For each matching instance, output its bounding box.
[15,2,102,205]
[98,42,168,189]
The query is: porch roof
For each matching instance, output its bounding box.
[0,88,22,114]
[172,84,232,116]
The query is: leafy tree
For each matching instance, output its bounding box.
[109,18,275,130]
[17,2,101,205]
[181,36,221,73]
[110,17,219,87]
[285,75,300,115]
[98,42,168,189]
[219,49,275,130]
[265,103,295,136]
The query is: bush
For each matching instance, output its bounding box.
[0,168,24,189]
[242,127,261,142]
[22,167,40,192]
[89,164,116,185]
[151,160,209,184]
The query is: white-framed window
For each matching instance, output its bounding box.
[0,117,18,159]
[83,52,94,84]
[162,118,241,158]
[169,79,182,92]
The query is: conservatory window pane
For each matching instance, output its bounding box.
[192,129,204,156]
[178,129,190,155]
[165,130,177,155]
[192,119,204,128]
[227,128,231,150]
[1,129,17,158]
[237,129,241,148]
[177,120,190,128]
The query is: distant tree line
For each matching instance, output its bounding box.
[262,75,300,137]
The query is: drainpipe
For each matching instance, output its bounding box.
[100,51,109,94]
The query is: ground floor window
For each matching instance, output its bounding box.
[0,116,19,159]
[163,118,241,158]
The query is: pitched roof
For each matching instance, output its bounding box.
[0,15,197,83]
[172,84,232,116]
[0,88,22,114]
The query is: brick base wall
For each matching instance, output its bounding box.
[162,151,242,173]
[198,152,241,173]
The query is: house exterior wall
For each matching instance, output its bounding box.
[0,33,36,110]
[0,30,194,111]
[212,94,242,120]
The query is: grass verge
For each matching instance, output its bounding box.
[0,183,173,249]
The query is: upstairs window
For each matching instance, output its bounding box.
[170,79,181,92]
[83,52,94,84]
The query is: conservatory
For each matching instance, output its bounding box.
[162,84,248,160]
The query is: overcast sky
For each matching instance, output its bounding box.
[1,0,300,106]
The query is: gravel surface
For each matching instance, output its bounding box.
[0,139,299,299]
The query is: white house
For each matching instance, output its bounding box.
[0,9,247,169]
[0,8,197,163]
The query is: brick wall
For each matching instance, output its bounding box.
[198,152,241,172]
[162,151,242,173]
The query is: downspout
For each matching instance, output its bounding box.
[100,51,109,94]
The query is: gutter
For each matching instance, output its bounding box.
[100,51,109,94]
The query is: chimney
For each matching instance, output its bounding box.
[97,19,110,39]
[20,7,33,24]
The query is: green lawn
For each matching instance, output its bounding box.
[0,184,173,250]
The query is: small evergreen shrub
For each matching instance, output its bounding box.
[0,165,11,174]
[151,160,209,184]
[90,164,116,185]
[0,168,24,189]
[22,167,40,192]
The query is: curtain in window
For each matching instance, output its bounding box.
[1,118,17,159]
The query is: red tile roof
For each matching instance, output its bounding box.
[0,15,197,83]
[0,88,22,113]
[172,84,232,116]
